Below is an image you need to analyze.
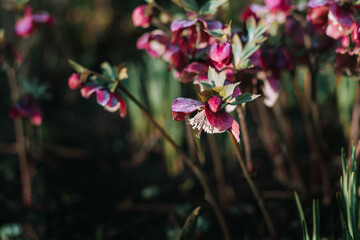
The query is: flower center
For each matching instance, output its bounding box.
[208,96,222,113]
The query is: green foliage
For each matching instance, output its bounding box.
[177,206,201,240]
[68,59,85,73]
[229,93,260,105]
[0,224,23,240]
[338,146,359,240]
[336,76,357,138]
[19,76,51,100]
[199,0,228,15]
[232,18,267,70]
[173,0,199,12]
[294,192,320,240]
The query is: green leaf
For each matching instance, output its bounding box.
[204,29,226,38]
[177,206,201,240]
[232,33,242,69]
[68,59,85,73]
[207,67,226,87]
[312,200,320,240]
[173,0,199,12]
[101,62,116,81]
[199,0,227,15]
[224,82,240,100]
[294,192,310,240]
[200,81,214,90]
[229,93,260,105]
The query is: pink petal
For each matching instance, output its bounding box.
[80,84,102,99]
[31,107,42,126]
[205,106,233,131]
[307,0,330,8]
[104,93,120,112]
[231,120,240,143]
[132,5,152,28]
[171,19,197,32]
[209,42,232,64]
[32,11,53,24]
[119,98,126,119]
[171,97,203,121]
[96,89,111,106]
[202,20,223,30]
[329,3,354,27]
[15,16,34,37]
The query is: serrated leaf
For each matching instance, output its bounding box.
[199,0,227,15]
[198,89,217,102]
[173,0,199,12]
[200,81,214,90]
[177,206,201,240]
[68,59,85,73]
[229,93,260,105]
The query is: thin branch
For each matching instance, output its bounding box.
[89,70,232,240]
[6,66,32,206]
[236,105,253,172]
[228,130,276,238]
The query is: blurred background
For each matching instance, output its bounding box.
[0,0,352,239]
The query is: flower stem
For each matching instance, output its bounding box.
[227,130,276,238]
[6,66,32,206]
[90,70,232,240]
[236,105,252,172]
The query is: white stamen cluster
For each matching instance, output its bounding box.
[188,110,223,137]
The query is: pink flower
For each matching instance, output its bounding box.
[264,0,291,12]
[172,88,241,142]
[10,94,42,126]
[209,41,233,68]
[15,6,54,37]
[137,30,170,58]
[68,73,83,90]
[80,83,126,118]
[307,5,329,34]
[132,5,152,28]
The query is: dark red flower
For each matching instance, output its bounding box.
[10,94,42,126]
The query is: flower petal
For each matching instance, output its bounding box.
[231,120,240,143]
[205,106,233,131]
[80,83,102,99]
[171,19,198,32]
[104,93,120,112]
[96,89,111,106]
[171,97,203,121]
[119,98,127,119]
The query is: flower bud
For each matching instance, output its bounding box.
[132,5,152,28]
[209,42,233,65]
[68,73,82,90]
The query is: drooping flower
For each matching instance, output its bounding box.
[180,62,208,83]
[15,6,54,37]
[171,68,259,142]
[132,5,153,28]
[80,83,126,118]
[10,94,42,126]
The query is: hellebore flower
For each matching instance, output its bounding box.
[68,73,83,90]
[10,94,42,126]
[136,30,170,58]
[15,6,54,37]
[132,5,152,28]
[80,83,126,118]
[172,68,259,142]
